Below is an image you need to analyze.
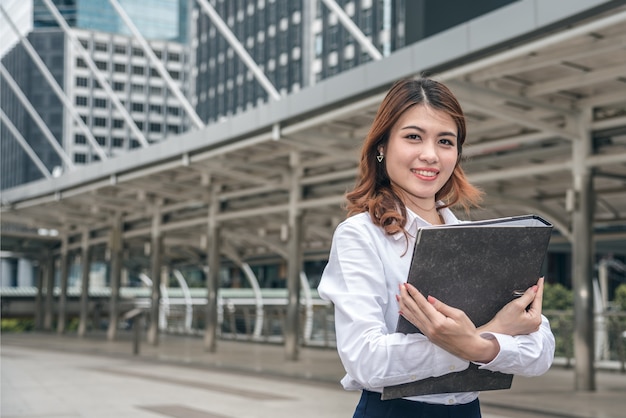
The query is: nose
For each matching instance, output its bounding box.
[419,140,438,164]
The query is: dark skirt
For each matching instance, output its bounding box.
[353,390,481,418]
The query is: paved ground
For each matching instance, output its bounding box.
[1,331,625,418]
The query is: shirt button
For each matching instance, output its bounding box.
[447,399,455,405]
[449,365,456,371]
[410,375,417,380]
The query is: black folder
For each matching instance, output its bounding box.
[381,214,553,400]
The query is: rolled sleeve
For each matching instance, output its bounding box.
[476,315,555,376]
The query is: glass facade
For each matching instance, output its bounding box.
[192,0,520,124]
[33,0,189,42]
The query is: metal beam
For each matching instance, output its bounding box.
[320,0,383,61]
[0,64,75,169]
[40,0,149,148]
[195,0,281,101]
[0,4,108,160]
[108,0,205,129]
[0,110,52,179]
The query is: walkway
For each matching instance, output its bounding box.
[2,332,625,418]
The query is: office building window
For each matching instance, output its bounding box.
[74,153,87,163]
[114,63,126,73]
[94,98,107,108]
[77,58,87,68]
[94,42,108,52]
[75,96,88,106]
[95,61,107,70]
[76,77,88,87]
[112,137,124,147]
[113,81,125,91]
[132,47,144,57]
[75,134,86,144]
[132,65,145,75]
[113,119,124,129]
[94,117,107,127]
[95,136,106,145]
[114,45,127,55]
[149,104,162,114]
[149,123,161,133]
[131,102,144,112]
[169,52,180,62]
[131,83,144,93]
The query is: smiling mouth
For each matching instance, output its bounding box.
[411,169,438,177]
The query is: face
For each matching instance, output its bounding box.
[381,104,459,212]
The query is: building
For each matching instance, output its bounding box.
[191,0,518,124]
[1,0,190,189]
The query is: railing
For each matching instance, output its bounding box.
[2,286,624,370]
[544,310,626,372]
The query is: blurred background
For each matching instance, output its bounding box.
[1,0,625,392]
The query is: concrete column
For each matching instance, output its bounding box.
[204,183,221,352]
[147,208,163,346]
[285,151,303,361]
[56,236,70,334]
[78,229,91,337]
[43,254,55,331]
[107,214,123,341]
[34,260,44,329]
[572,108,596,391]
[17,258,34,287]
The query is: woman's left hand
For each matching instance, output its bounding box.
[398,283,499,363]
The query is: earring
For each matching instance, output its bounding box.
[377,152,384,163]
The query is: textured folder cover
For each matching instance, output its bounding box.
[382,214,553,400]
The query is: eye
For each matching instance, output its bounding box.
[406,134,421,141]
[439,138,455,146]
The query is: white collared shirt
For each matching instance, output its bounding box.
[317,207,555,405]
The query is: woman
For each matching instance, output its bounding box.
[317,77,555,417]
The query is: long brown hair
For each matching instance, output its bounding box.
[346,77,483,235]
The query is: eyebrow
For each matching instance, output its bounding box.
[400,125,457,138]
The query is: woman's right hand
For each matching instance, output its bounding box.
[478,277,545,336]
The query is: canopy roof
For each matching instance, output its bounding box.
[2,2,626,265]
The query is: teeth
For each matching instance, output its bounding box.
[412,169,436,177]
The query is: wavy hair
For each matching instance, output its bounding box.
[345,78,483,235]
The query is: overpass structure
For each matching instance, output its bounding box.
[1,0,626,391]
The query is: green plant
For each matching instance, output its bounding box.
[615,283,626,310]
[1,318,35,332]
[543,282,573,311]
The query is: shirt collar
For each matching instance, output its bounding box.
[392,204,461,241]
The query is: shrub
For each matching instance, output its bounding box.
[1,318,35,332]
[543,282,573,311]
[615,283,626,310]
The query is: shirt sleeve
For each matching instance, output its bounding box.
[317,220,469,390]
[475,315,555,376]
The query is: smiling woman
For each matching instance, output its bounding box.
[379,104,460,225]
[317,77,555,418]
